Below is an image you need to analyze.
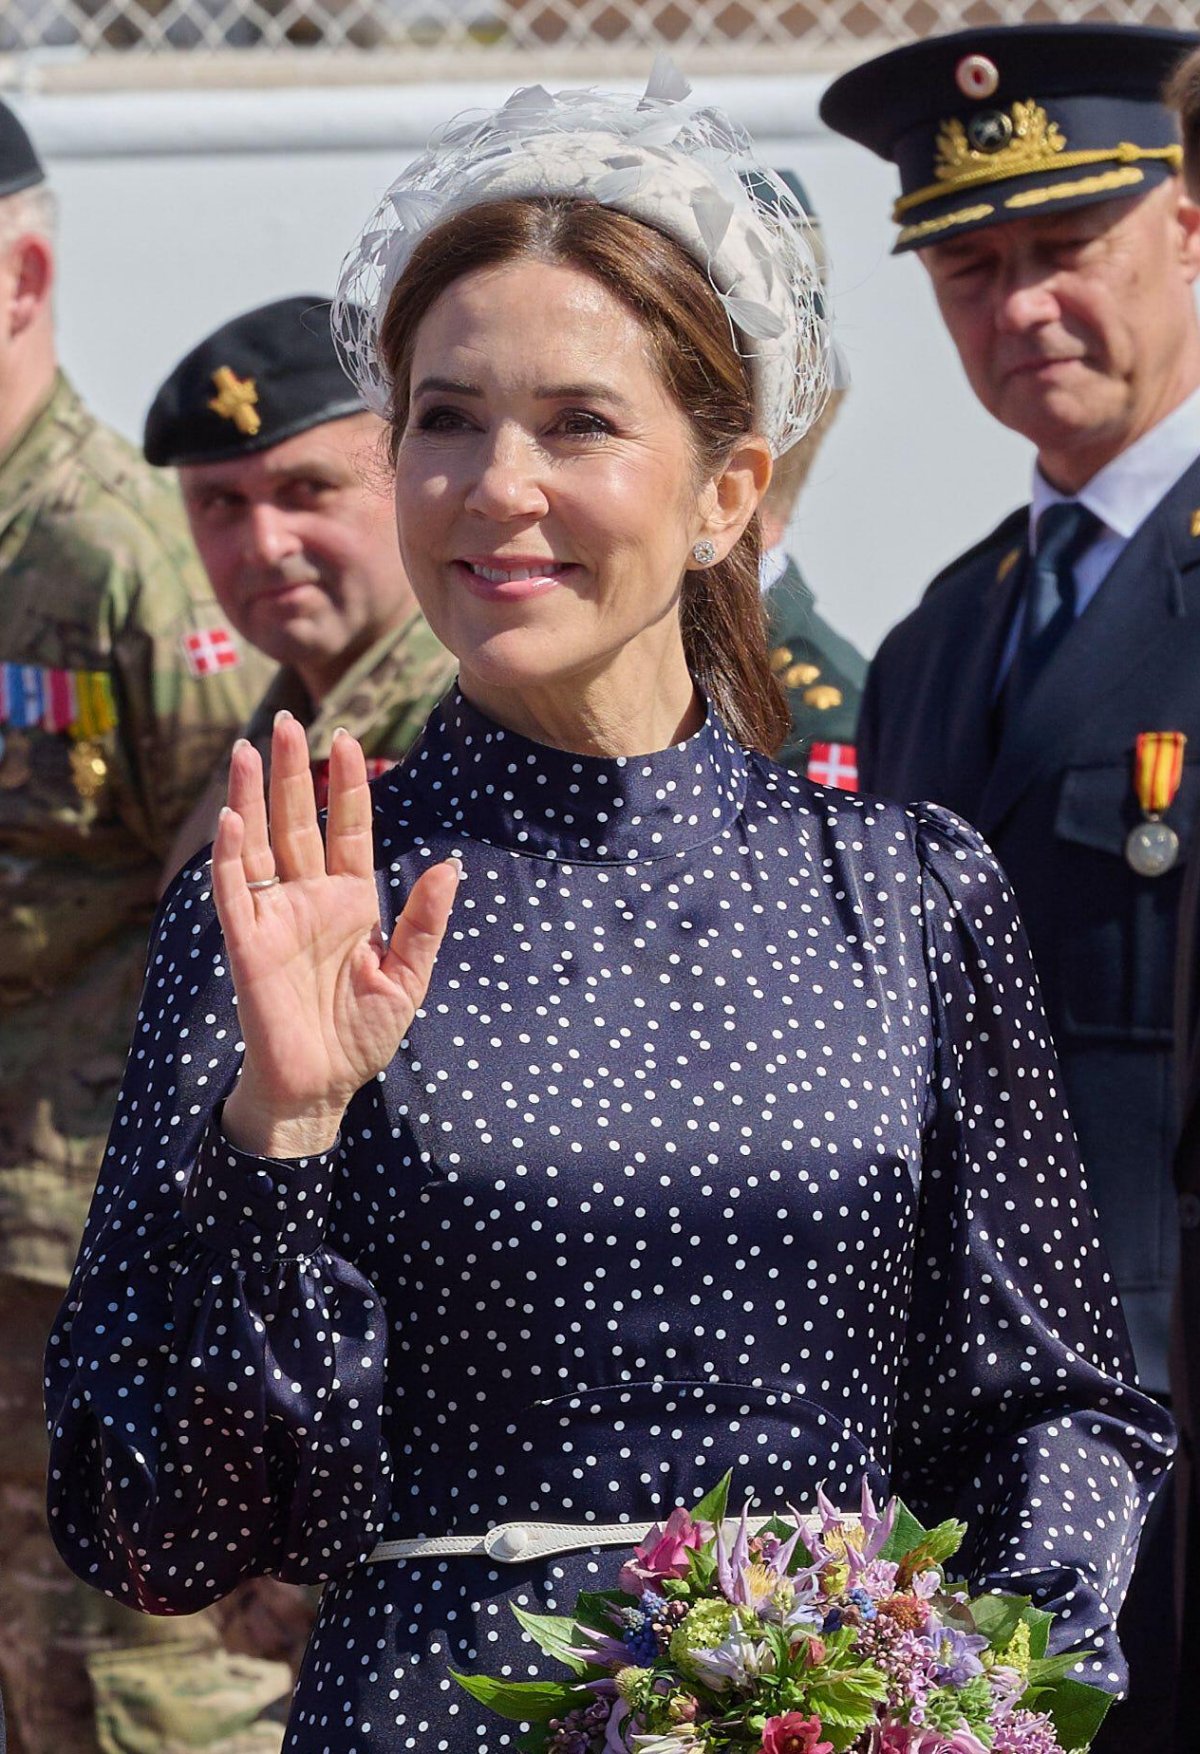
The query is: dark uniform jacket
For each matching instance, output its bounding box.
[766,554,865,780]
[859,455,1200,1395]
[1172,812,1200,1738]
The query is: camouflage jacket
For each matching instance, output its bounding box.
[166,607,456,876]
[766,553,867,781]
[0,373,272,1286]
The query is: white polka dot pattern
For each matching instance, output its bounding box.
[44,689,1173,1750]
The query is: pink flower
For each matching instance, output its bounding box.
[619,1508,704,1595]
[867,1728,989,1754]
[760,1713,834,1754]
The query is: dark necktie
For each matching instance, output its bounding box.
[1002,499,1102,726]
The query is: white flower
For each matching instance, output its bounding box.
[686,1619,776,1693]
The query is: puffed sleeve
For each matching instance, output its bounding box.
[892,803,1175,1691]
[44,859,391,1615]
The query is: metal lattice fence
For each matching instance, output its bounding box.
[1,0,1197,74]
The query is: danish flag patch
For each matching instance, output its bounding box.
[806,742,858,792]
[182,626,241,678]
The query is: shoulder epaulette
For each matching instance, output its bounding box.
[921,505,1028,602]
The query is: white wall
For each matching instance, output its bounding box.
[14,72,1031,657]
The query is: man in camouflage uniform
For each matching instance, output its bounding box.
[148,296,455,879]
[752,172,865,788]
[0,103,287,1754]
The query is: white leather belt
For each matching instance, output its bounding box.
[365,1512,857,1566]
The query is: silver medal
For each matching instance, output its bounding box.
[1125,819,1180,878]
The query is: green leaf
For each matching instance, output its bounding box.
[686,1544,717,1592]
[1026,1651,1086,1689]
[1019,1604,1054,1661]
[574,1590,633,1625]
[1039,1676,1113,1748]
[509,1606,590,1676]
[968,1591,1030,1648]
[909,1518,967,1568]
[756,1514,800,1543]
[895,1519,968,1585]
[879,1500,927,1564]
[691,1469,733,1528]
[805,1667,889,1720]
[450,1672,584,1724]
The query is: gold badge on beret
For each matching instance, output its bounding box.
[208,366,261,437]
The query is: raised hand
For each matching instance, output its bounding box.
[213,712,458,1160]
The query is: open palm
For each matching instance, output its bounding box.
[212,714,458,1158]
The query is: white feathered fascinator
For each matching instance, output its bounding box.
[332,61,832,457]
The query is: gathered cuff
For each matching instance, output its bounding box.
[182,1112,340,1262]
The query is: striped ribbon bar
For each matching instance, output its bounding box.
[1133,731,1187,817]
[0,664,116,737]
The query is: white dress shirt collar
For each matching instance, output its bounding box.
[1031,382,1200,544]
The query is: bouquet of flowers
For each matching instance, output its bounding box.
[454,1473,1113,1753]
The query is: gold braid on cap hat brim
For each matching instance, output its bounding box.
[892,99,1181,220]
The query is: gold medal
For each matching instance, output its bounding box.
[1126,731,1187,877]
[69,737,108,801]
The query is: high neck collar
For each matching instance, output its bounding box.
[393,685,749,864]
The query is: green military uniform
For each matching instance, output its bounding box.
[238,606,454,793]
[0,373,286,1754]
[765,552,866,782]
[170,608,456,875]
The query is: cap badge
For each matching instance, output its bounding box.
[208,366,261,437]
[935,100,1066,186]
[955,54,999,101]
[967,111,1014,155]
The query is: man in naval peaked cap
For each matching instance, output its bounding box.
[0,96,277,1754]
[822,25,1200,1747]
[148,296,455,881]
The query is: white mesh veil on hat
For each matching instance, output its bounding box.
[331,61,832,458]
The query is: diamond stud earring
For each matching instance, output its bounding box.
[691,539,717,566]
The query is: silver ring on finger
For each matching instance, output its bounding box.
[246,874,282,892]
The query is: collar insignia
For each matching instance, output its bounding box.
[996,546,1022,583]
[208,366,261,436]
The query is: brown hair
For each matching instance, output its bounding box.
[378,196,790,755]
[1167,49,1200,199]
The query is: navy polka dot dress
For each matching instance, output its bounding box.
[46,689,1172,1750]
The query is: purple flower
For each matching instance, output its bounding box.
[565,1615,632,1672]
[797,1480,896,1580]
[990,1709,1066,1754]
[920,1625,989,1687]
[716,1506,810,1610]
[604,1699,633,1752]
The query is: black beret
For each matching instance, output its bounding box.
[820,24,1198,254]
[144,295,365,468]
[0,100,44,202]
